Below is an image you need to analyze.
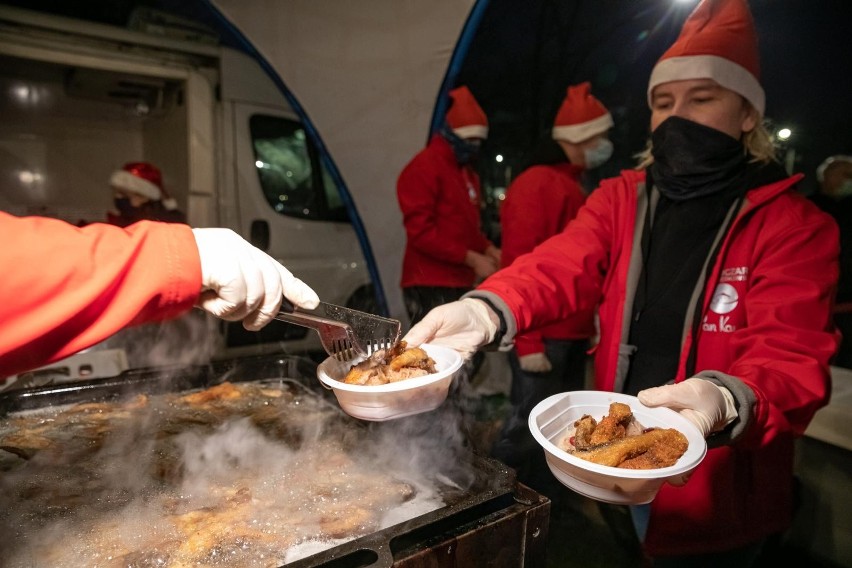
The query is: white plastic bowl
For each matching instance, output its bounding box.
[529,391,707,505]
[316,343,463,421]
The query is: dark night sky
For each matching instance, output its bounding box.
[457,0,852,196]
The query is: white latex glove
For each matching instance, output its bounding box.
[638,377,737,439]
[403,298,498,359]
[519,352,552,373]
[192,228,320,331]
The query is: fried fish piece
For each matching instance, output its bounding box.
[342,341,437,385]
[571,402,638,451]
[573,428,688,469]
[388,346,433,371]
[618,434,691,469]
[588,402,634,447]
[0,432,54,459]
[342,357,385,385]
[571,415,598,450]
[179,382,243,405]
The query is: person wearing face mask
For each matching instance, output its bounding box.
[107,162,187,227]
[812,155,852,367]
[489,82,613,509]
[396,85,500,327]
[402,0,839,565]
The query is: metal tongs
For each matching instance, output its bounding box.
[275,299,401,362]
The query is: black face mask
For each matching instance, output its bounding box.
[114,197,138,217]
[650,116,748,201]
[440,125,481,166]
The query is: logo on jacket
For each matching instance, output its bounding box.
[703,283,740,333]
[709,283,738,314]
[720,266,748,283]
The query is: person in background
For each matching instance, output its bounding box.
[0,211,319,378]
[811,155,852,367]
[397,85,501,327]
[404,0,839,565]
[107,161,187,227]
[490,81,613,506]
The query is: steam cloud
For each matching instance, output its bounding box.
[0,356,486,567]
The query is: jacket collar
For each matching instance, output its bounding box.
[625,168,803,210]
[741,172,803,209]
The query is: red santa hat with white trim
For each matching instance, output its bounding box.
[109,161,178,210]
[648,0,765,116]
[446,86,488,140]
[551,82,613,143]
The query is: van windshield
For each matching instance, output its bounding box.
[249,114,348,223]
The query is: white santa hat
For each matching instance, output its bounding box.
[109,161,178,210]
[551,82,613,143]
[817,155,852,183]
[648,0,765,116]
[446,86,489,140]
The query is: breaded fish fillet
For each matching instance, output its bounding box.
[342,341,437,385]
[572,428,688,468]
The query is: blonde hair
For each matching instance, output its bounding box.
[634,103,779,170]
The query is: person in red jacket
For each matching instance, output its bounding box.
[811,155,852,367]
[0,212,319,379]
[404,0,839,565]
[106,161,187,227]
[490,82,613,506]
[397,85,500,327]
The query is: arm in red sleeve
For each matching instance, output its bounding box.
[397,164,468,265]
[726,202,838,446]
[500,173,549,355]
[0,212,202,377]
[479,179,616,336]
[501,173,552,269]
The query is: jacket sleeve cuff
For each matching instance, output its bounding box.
[693,370,757,448]
[461,290,516,351]
[126,222,202,318]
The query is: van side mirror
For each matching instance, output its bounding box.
[249,219,270,251]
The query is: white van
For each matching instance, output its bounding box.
[0,5,383,376]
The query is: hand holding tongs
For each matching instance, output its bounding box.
[275,299,401,362]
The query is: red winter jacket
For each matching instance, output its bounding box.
[500,163,596,355]
[398,135,494,288]
[0,212,201,378]
[476,169,838,556]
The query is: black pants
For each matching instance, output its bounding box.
[595,502,771,567]
[490,337,589,507]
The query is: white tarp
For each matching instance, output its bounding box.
[212,0,476,324]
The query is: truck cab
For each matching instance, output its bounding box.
[0,4,378,378]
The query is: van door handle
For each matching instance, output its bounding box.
[250,219,270,251]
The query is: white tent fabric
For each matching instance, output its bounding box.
[212,0,476,325]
